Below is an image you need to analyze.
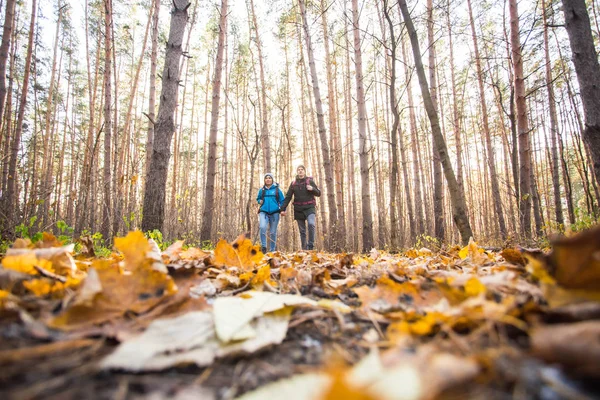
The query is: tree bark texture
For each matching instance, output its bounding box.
[351,0,374,251]
[509,0,532,239]
[199,0,227,242]
[3,0,36,233]
[541,0,564,227]
[562,0,600,188]
[299,0,339,250]
[467,0,507,240]
[142,0,190,233]
[399,0,473,245]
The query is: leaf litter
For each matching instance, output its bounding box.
[1,228,600,399]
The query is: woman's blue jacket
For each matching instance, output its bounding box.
[257,184,285,215]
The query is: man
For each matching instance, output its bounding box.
[281,165,321,250]
[256,173,285,253]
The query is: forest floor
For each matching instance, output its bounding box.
[1,228,599,400]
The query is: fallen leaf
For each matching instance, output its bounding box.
[213,291,316,342]
[546,226,600,290]
[530,320,600,378]
[213,234,263,269]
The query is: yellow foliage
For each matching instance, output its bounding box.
[213,235,263,269]
[251,265,273,287]
[1,253,43,275]
[23,276,81,297]
[114,231,151,270]
[464,277,486,297]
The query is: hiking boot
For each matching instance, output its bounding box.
[261,247,267,254]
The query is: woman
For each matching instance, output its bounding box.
[280,165,321,250]
[256,173,285,253]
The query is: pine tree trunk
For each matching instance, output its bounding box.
[142,0,191,233]
[541,0,564,227]
[427,0,445,242]
[383,0,404,250]
[298,0,339,250]
[101,0,113,241]
[320,0,345,249]
[3,0,36,233]
[0,0,16,137]
[466,0,506,240]
[401,31,425,237]
[399,0,473,245]
[145,0,160,177]
[509,0,532,239]
[199,0,226,242]
[37,4,63,229]
[248,0,271,173]
[351,0,374,251]
[562,0,600,189]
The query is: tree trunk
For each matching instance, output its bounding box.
[562,0,600,189]
[298,0,339,250]
[383,0,405,250]
[509,0,532,239]
[142,0,191,233]
[401,29,425,238]
[399,0,473,245]
[467,0,506,240]
[248,0,271,173]
[320,0,345,249]
[101,0,113,241]
[0,0,16,136]
[146,0,160,177]
[446,0,465,211]
[199,0,226,242]
[351,0,374,251]
[427,0,445,242]
[3,0,36,233]
[541,0,564,228]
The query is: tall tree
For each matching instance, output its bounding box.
[467,0,507,240]
[351,0,374,251]
[541,0,564,227]
[146,0,160,175]
[399,0,473,245]
[0,0,16,134]
[320,0,345,249]
[298,0,339,250]
[383,0,402,250]
[509,0,532,238]
[142,0,191,233]
[101,0,113,241]
[427,0,445,241]
[199,0,227,242]
[248,0,271,172]
[562,0,600,188]
[2,0,36,233]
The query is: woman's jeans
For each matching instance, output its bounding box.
[259,212,280,252]
[296,213,316,250]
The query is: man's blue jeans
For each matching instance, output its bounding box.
[259,212,280,252]
[296,213,316,250]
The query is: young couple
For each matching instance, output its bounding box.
[256,165,321,253]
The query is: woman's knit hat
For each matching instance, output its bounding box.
[296,165,306,172]
[264,172,274,181]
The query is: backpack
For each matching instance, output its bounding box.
[261,184,281,203]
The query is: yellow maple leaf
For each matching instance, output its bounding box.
[50,258,177,330]
[251,265,271,286]
[213,234,263,269]
[114,231,151,270]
